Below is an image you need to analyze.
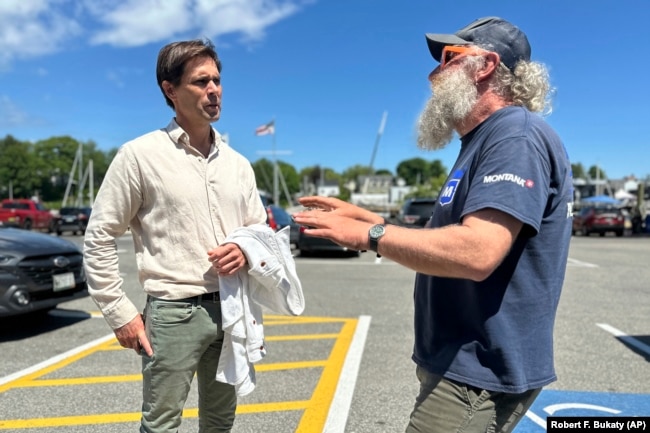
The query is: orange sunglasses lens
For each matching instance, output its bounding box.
[441,45,474,67]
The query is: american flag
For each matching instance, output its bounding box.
[255,120,275,136]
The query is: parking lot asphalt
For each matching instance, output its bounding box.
[1,233,649,432]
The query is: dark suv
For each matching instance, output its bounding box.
[54,207,92,236]
[396,198,437,228]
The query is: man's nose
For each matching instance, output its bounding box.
[207,80,221,93]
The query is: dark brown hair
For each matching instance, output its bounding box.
[156,38,222,109]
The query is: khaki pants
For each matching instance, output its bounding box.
[140,295,236,433]
[405,366,541,433]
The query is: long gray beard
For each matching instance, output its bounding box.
[416,66,479,150]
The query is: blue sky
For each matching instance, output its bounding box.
[1,0,649,181]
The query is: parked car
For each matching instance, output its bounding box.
[396,198,437,228]
[266,205,300,247]
[572,206,625,237]
[0,198,55,232]
[54,207,92,236]
[297,226,360,257]
[0,227,88,318]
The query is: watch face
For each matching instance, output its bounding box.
[370,224,385,238]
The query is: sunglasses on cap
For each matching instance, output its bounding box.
[440,45,482,68]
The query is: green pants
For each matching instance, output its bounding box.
[405,366,541,433]
[140,295,236,433]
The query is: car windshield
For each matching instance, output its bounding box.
[60,208,80,215]
[2,202,29,210]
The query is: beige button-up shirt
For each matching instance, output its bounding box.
[83,119,267,329]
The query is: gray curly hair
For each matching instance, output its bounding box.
[493,60,554,115]
[464,50,554,115]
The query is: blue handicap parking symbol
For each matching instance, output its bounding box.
[514,390,650,432]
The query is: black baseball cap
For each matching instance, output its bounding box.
[425,17,531,71]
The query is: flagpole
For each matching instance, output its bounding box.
[272,118,279,205]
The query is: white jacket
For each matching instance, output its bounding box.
[216,224,304,396]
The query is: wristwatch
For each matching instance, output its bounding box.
[368,224,386,254]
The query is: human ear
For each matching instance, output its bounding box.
[162,81,176,101]
[475,52,500,83]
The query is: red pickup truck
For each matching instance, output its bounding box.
[0,199,55,232]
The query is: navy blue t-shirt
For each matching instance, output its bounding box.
[412,106,573,393]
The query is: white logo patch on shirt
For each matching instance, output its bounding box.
[483,173,534,188]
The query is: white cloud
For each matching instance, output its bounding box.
[0,0,307,67]
[194,0,302,41]
[89,0,305,46]
[0,0,82,67]
[88,0,194,47]
[0,95,30,127]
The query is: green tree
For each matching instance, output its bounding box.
[277,160,300,205]
[429,159,448,178]
[571,163,586,179]
[33,136,83,202]
[396,158,430,186]
[0,135,40,199]
[588,165,607,180]
[341,164,372,183]
[32,137,114,204]
[298,165,342,186]
[252,158,275,195]
[252,158,301,206]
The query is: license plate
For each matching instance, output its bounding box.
[64,216,75,222]
[53,272,75,291]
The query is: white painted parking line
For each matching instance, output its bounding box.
[597,323,650,356]
[524,409,546,429]
[566,258,599,268]
[323,315,372,433]
[0,333,115,386]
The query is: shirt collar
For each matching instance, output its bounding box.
[165,118,223,155]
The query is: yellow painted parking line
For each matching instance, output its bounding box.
[0,337,116,394]
[267,333,339,341]
[295,318,356,432]
[16,374,142,387]
[0,401,311,430]
[0,315,362,431]
[13,360,329,388]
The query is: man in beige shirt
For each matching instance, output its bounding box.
[84,39,266,433]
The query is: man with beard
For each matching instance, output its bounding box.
[292,17,573,433]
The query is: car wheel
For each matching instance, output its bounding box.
[56,230,62,236]
[616,230,624,237]
[299,249,311,257]
[22,219,33,231]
